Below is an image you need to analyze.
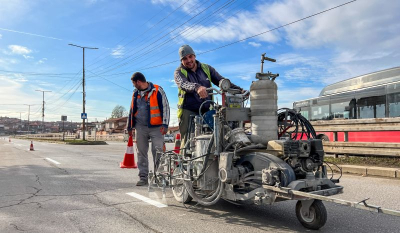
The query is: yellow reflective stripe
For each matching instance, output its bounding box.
[178,64,212,119]
[180,68,187,77]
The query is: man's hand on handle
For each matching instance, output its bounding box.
[197,86,208,99]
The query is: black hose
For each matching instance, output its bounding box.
[277,108,317,139]
[235,144,267,154]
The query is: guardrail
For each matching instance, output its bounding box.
[16,133,76,140]
[14,133,127,142]
[312,117,400,141]
[86,134,125,141]
[323,141,400,157]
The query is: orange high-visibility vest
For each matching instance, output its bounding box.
[130,84,163,127]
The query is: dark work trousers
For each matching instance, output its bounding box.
[135,125,164,179]
[178,109,198,155]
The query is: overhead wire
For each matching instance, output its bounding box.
[97,0,239,76]
[87,0,194,71]
[92,0,221,75]
[86,0,238,79]
[86,1,184,68]
[133,0,256,72]
[112,0,357,73]
[86,70,132,92]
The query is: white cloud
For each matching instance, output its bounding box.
[0,57,18,69]
[0,0,31,24]
[36,58,47,65]
[111,45,124,58]
[0,74,42,119]
[23,55,34,59]
[0,34,2,39]
[169,79,177,87]
[178,0,400,63]
[8,45,32,55]
[248,42,261,47]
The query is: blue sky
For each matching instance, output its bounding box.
[0,0,399,126]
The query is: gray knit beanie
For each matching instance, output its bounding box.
[179,45,195,60]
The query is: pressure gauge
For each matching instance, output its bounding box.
[219,79,231,91]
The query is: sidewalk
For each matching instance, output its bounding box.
[332,164,400,179]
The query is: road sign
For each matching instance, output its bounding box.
[61,115,67,121]
[81,113,87,119]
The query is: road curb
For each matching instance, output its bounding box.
[332,165,400,179]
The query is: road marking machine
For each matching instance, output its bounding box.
[149,54,400,230]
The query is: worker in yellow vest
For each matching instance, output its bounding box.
[174,45,243,154]
[127,72,170,186]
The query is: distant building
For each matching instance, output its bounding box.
[101,117,128,134]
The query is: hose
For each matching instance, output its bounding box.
[235,144,267,154]
[277,108,317,139]
[243,171,262,178]
[183,179,224,206]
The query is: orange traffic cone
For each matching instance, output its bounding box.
[120,135,138,168]
[173,133,181,154]
[30,141,34,151]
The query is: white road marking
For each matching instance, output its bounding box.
[126,192,168,208]
[45,158,61,165]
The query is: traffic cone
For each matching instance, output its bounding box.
[120,135,138,168]
[30,141,34,151]
[173,133,181,154]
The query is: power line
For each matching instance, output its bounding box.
[86,70,132,92]
[100,0,238,75]
[113,0,252,75]
[197,0,357,56]
[93,0,220,75]
[104,0,357,73]
[88,0,207,72]
[85,0,256,79]
[87,0,190,69]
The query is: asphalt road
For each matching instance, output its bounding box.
[1,138,399,233]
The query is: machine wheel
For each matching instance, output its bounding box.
[171,167,192,204]
[295,200,327,230]
[317,134,329,141]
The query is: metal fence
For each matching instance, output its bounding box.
[15,133,127,142]
[16,133,76,140]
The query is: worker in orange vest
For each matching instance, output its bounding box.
[127,72,170,186]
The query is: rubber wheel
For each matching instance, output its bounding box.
[317,134,330,141]
[171,167,192,204]
[295,200,327,230]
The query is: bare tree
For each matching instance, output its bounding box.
[111,105,127,118]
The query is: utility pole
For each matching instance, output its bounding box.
[35,90,52,133]
[69,43,98,140]
[24,104,35,133]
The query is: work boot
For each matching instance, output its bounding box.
[136,179,148,186]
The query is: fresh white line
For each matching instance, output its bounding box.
[45,158,60,165]
[126,192,167,208]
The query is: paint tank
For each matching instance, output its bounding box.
[250,79,278,145]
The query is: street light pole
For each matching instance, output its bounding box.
[68,43,98,140]
[35,90,52,133]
